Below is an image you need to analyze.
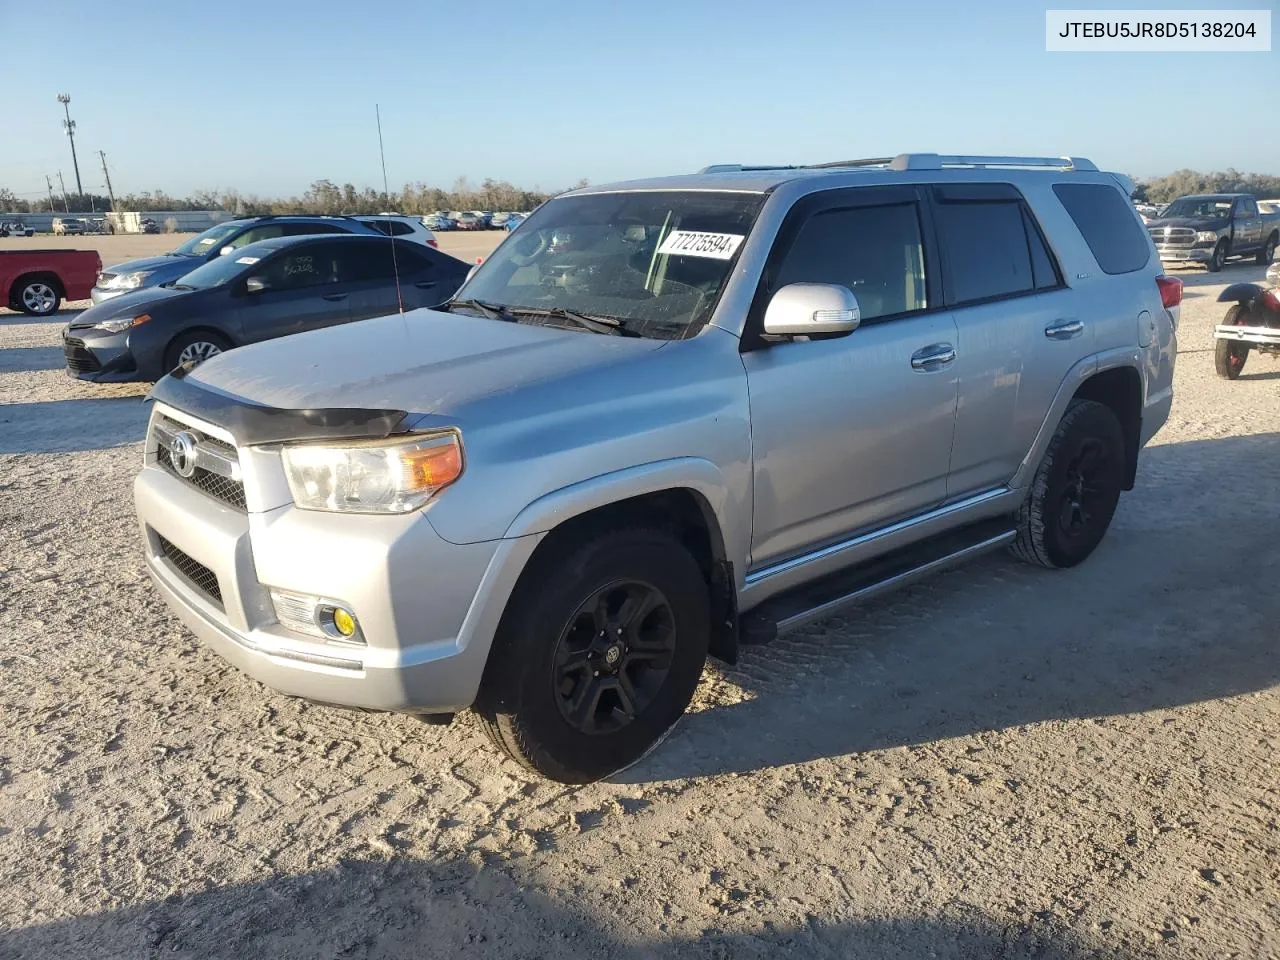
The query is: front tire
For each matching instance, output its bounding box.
[1207,241,1227,272]
[1215,304,1251,380]
[1258,235,1277,266]
[475,528,710,784]
[1012,399,1126,569]
[163,330,230,373]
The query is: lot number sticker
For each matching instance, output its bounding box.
[657,230,745,260]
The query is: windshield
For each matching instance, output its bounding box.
[459,190,765,339]
[171,221,246,257]
[172,247,266,289]
[1162,197,1233,220]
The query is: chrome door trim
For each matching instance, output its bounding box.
[744,486,1009,587]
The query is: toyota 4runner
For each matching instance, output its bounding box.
[135,153,1180,783]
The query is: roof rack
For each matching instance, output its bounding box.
[699,154,1098,174]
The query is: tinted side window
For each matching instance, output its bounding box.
[226,224,286,250]
[258,243,342,290]
[1052,182,1150,275]
[773,203,928,321]
[935,200,1032,303]
[1239,198,1258,217]
[341,241,434,281]
[1023,208,1062,290]
[282,222,346,236]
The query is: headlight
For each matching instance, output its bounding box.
[1195,231,1218,243]
[110,271,150,289]
[281,432,463,514]
[94,313,150,333]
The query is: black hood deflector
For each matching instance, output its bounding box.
[147,366,411,446]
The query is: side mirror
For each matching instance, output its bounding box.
[763,283,861,337]
[245,276,267,294]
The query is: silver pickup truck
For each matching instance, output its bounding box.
[134,154,1179,783]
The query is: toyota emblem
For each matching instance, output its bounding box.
[169,431,198,478]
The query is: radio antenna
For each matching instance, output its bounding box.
[375,103,404,314]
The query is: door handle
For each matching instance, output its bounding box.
[321,292,349,302]
[414,280,438,289]
[910,343,956,371]
[1045,319,1084,340]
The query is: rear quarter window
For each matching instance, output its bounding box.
[1052,182,1150,275]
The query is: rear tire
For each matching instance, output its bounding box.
[1011,399,1126,570]
[163,330,230,374]
[15,278,61,316]
[1258,235,1277,266]
[1214,304,1250,380]
[475,528,710,784]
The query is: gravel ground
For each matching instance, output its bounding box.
[1,248,1277,959]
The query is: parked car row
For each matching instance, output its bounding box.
[425,210,531,232]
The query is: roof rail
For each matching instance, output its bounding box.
[815,154,1098,172]
[698,163,803,174]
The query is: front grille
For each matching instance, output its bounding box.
[151,415,246,511]
[155,446,248,509]
[157,534,223,606]
[1150,226,1197,245]
[63,337,101,373]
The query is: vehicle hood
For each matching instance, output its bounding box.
[103,253,201,279]
[1146,216,1224,230]
[185,309,669,414]
[67,285,194,329]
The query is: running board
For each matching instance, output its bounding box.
[740,518,1016,644]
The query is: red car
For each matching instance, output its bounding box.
[1,248,101,315]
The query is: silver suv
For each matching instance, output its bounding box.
[134,154,1180,783]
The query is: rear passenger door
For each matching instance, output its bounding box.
[1233,197,1262,251]
[932,184,1086,497]
[742,187,960,568]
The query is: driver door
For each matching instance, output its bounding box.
[236,241,352,344]
[742,187,959,570]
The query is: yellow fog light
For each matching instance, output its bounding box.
[331,607,357,638]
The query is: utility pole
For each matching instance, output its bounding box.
[98,150,116,211]
[56,93,83,198]
[57,171,70,212]
[45,175,56,213]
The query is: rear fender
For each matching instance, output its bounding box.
[1217,282,1265,305]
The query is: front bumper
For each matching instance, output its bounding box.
[133,418,541,713]
[62,328,143,382]
[90,285,129,304]
[1155,244,1214,264]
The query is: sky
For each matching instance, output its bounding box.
[1,0,1276,203]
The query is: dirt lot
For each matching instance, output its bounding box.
[1,245,1278,959]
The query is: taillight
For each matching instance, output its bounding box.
[1262,287,1280,311]
[1156,274,1182,309]
[427,238,438,248]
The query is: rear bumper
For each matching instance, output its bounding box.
[1214,323,1280,346]
[134,454,542,714]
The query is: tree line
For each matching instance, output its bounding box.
[4,168,1279,216]
[0,175,583,216]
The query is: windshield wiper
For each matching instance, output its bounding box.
[506,307,639,337]
[440,298,516,322]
